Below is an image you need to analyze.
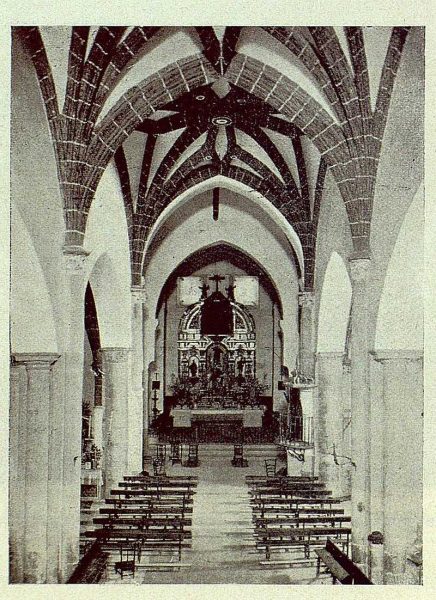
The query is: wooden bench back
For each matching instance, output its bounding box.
[326,539,372,584]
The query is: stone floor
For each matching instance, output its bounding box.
[104,444,332,585]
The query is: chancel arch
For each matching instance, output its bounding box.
[142,188,300,409]
[149,241,285,444]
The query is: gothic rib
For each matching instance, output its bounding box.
[235,118,301,199]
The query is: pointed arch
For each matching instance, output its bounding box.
[317,251,352,353]
[10,208,58,353]
[375,183,423,351]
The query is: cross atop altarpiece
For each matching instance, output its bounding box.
[209,274,225,292]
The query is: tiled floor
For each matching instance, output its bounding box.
[104,444,332,585]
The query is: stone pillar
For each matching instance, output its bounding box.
[341,361,352,497]
[298,291,315,378]
[316,352,344,497]
[368,353,385,584]
[92,406,104,452]
[374,350,423,584]
[61,246,88,579]
[11,353,60,583]
[129,285,146,474]
[349,256,371,568]
[100,347,130,494]
[9,359,27,582]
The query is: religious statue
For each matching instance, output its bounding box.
[188,349,200,382]
[226,283,236,302]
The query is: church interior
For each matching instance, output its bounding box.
[9,25,424,585]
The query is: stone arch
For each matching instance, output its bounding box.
[85,252,131,349]
[141,195,300,401]
[143,174,305,285]
[83,160,132,348]
[155,241,284,320]
[10,207,58,353]
[317,251,352,353]
[374,183,423,351]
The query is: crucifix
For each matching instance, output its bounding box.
[209,274,225,292]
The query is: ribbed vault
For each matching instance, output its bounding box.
[15,25,411,291]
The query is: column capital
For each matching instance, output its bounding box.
[131,285,147,304]
[12,352,60,370]
[298,290,315,308]
[99,347,131,363]
[349,257,371,283]
[63,245,89,272]
[370,349,423,363]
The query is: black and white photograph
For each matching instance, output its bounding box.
[3,3,432,593]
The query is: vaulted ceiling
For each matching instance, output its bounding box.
[15,26,411,289]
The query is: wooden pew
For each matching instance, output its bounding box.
[251,498,342,518]
[250,489,332,500]
[100,506,193,517]
[111,487,195,498]
[246,475,319,483]
[251,496,341,506]
[119,481,196,491]
[94,516,192,529]
[255,526,351,560]
[252,507,345,519]
[248,481,326,491]
[254,515,351,528]
[124,475,198,482]
[106,496,193,506]
[315,538,372,584]
[103,540,190,562]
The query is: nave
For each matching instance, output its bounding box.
[10,24,424,586]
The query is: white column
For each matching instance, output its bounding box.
[316,352,344,497]
[368,353,385,584]
[92,405,104,452]
[349,257,371,569]
[100,347,130,494]
[61,246,88,580]
[129,285,146,473]
[341,361,352,497]
[12,353,60,583]
[9,360,27,582]
[374,349,423,584]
